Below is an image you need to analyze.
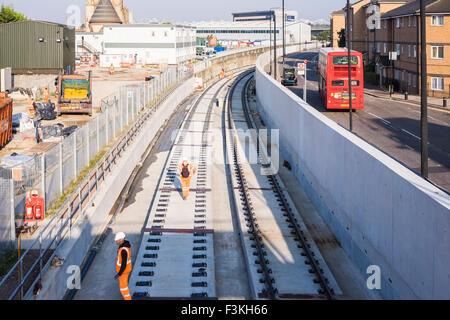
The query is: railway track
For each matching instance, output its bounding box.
[129,77,232,299]
[129,70,341,300]
[224,72,342,300]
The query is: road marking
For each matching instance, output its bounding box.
[368,112,391,125]
[365,93,450,114]
[401,129,421,140]
[407,108,449,125]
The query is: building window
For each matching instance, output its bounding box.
[414,45,417,58]
[396,18,400,28]
[408,73,411,86]
[401,45,404,55]
[384,20,387,29]
[401,17,404,27]
[413,75,416,87]
[377,42,381,53]
[431,77,444,90]
[408,45,411,57]
[413,16,417,27]
[431,15,444,26]
[402,70,405,81]
[431,46,444,59]
[408,16,411,27]
[396,44,401,55]
[384,43,387,53]
[395,69,400,80]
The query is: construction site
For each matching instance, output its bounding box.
[0,0,448,307]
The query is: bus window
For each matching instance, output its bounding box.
[332,56,358,65]
[332,80,344,86]
[351,80,360,86]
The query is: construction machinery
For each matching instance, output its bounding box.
[56,70,93,116]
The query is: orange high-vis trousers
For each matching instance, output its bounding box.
[119,272,132,300]
[181,176,192,199]
[43,91,49,103]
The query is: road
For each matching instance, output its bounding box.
[281,51,450,192]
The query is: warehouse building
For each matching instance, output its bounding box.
[101,24,196,66]
[232,9,298,23]
[0,20,75,74]
[192,20,311,47]
[190,10,310,48]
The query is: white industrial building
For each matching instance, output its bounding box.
[232,9,298,23]
[76,32,104,56]
[75,24,197,66]
[102,24,196,65]
[190,10,310,48]
[193,20,310,47]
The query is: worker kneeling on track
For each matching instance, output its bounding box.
[179,159,197,200]
[114,232,132,300]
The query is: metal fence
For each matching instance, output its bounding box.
[0,67,186,249]
[0,168,13,251]
[0,67,192,299]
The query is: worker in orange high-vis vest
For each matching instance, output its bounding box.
[114,232,132,300]
[43,86,49,103]
[179,160,197,200]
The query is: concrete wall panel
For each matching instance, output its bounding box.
[255,48,450,299]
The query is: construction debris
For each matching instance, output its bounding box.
[33,102,56,121]
[12,113,34,133]
[37,122,78,141]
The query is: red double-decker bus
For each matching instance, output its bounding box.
[318,48,364,110]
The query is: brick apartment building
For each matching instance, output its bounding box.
[330,0,449,97]
[330,9,345,48]
[373,0,450,97]
[330,0,410,53]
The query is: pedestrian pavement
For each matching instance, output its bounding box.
[364,84,448,110]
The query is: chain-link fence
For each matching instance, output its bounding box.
[0,67,186,250]
[0,168,13,251]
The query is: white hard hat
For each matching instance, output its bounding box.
[115,232,126,241]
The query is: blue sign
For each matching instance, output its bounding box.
[286,15,295,21]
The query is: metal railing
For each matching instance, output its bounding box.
[0,68,192,300]
[193,41,325,74]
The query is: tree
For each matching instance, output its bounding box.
[316,30,330,42]
[337,28,346,47]
[0,5,27,24]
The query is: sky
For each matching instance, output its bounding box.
[1,0,344,25]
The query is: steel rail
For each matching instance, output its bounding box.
[132,75,233,300]
[225,70,277,300]
[239,74,335,300]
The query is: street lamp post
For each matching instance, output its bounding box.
[270,12,273,75]
[420,0,428,177]
[282,0,286,68]
[346,0,353,131]
[274,13,277,80]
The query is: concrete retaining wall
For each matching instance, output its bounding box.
[29,78,195,300]
[195,43,316,88]
[255,49,450,299]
